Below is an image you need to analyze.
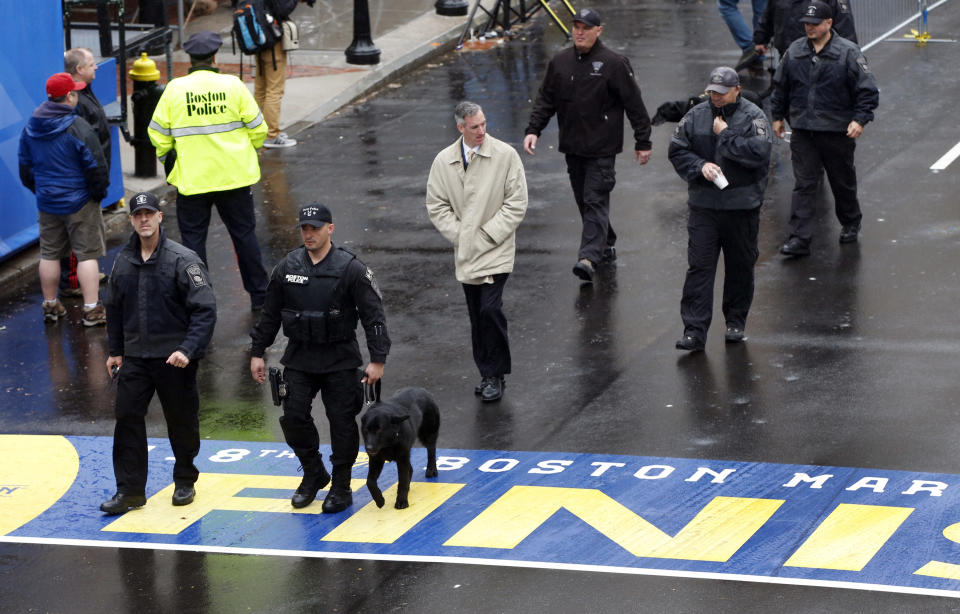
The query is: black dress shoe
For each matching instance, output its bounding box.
[780,237,810,257]
[725,325,745,343]
[100,492,147,515]
[675,335,705,352]
[475,376,505,395]
[479,376,504,402]
[172,485,196,506]
[572,259,595,282]
[839,225,860,243]
[600,246,617,264]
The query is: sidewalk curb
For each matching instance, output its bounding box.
[299,16,467,127]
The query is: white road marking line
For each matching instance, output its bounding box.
[2,536,960,600]
[931,141,960,171]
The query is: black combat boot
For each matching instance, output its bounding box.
[322,465,353,513]
[291,456,330,509]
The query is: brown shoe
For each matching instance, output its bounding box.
[82,301,106,327]
[42,299,67,323]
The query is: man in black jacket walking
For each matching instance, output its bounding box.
[669,67,772,351]
[100,192,217,515]
[523,7,652,283]
[771,1,878,256]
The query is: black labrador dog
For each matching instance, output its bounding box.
[360,387,440,509]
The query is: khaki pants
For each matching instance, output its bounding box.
[255,40,287,139]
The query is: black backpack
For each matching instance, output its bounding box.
[232,0,281,55]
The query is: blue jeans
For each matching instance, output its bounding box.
[717,0,768,51]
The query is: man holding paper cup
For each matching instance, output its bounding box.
[668,66,772,352]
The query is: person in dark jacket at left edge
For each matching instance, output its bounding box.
[99,192,217,515]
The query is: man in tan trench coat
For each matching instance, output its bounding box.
[426,101,528,402]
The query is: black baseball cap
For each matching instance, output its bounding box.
[799,1,834,24]
[299,203,333,227]
[129,192,160,213]
[183,31,223,57]
[572,8,602,27]
[705,66,739,94]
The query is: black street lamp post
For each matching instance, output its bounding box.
[435,0,469,16]
[345,0,381,65]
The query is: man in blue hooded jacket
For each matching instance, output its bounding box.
[19,72,109,325]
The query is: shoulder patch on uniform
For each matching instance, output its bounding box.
[673,115,687,138]
[365,267,382,299]
[856,55,871,73]
[185,263,207,288]
[753,117,768,136]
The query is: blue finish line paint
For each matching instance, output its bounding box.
[3,434,960,598]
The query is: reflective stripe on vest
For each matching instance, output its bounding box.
[149,113,264,138]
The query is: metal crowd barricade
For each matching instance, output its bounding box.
[456,0,576,49]
[855,0,956,51]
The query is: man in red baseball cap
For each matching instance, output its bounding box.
[18,72,109,326]
[45,72,87,97]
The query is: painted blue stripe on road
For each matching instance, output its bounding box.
[2,435,960,598]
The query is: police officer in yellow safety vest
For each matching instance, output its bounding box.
[148,30,270,309]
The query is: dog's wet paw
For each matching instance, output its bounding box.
[372,492,385,508]
[394,499,409,510]
[425,467,438,478]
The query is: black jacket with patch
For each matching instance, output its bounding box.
[770,32,879,132]
[105,227,217,360]
[525,39,652,157]
[668,97,772,211]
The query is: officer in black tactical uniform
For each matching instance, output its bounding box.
[249,203,389,513]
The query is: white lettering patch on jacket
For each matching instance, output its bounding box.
[186,264,207,288]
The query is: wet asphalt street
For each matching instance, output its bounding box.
[3,0,960,611]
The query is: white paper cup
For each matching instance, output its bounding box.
[712,170,729,190]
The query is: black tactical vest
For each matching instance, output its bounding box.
[279,246,359,344]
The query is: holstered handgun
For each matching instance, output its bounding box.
[268,367,286,407]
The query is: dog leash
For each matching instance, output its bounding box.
[363,378,381,406]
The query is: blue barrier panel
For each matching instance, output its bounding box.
[0,8,124,262]
[0,3,64,261]
[90,56,125,208]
